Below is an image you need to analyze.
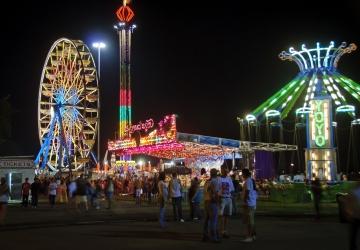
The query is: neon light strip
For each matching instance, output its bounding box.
[336,105,355,113]
[316,42,321,68]
[323,41,334,67]
[252,75,303,117]
[289,47,308,70]
[340,75,360,95]
[281,79,307,118]
[301,44,314,69]
[333,74,360,102]
[304,72,317,107]
[324,102,329,141]
[310,101,315,141]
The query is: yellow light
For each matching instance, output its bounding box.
[324,102,329,141]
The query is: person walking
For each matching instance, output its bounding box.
[169,172,184,222]
[0,177,11,225]
[188,178,197,220]
[30,177,40,208]
[76,174,88,211]
[105,176,114,209]
[202,168,221,243]
[48,178,57,208]
[241,168,258,242]
[57,179,68,204]
[94,180,102,209]
[134,176,142,207]
[191,178,202,220]
[231,174,241,216]
[158,172,168,228]
[218,164,235,239]
[67,177,77,209]
[311,177,322,220]
[21,177,31,207]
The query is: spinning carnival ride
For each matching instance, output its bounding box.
[246,42,358,121]
[35,38,99,172]
[238,41,360,178]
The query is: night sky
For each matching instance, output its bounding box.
[1,0,360,157]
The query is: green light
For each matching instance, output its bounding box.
[312,100,328,148]
[270,98,278,105]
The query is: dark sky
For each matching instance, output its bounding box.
[1,0,360,156]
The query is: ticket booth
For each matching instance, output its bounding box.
[0,156,35,200]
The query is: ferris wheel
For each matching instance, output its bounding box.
[35,38,99,172]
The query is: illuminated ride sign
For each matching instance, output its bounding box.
[309,99,331,148]
[108,114,184,155]
[125,119,154,135]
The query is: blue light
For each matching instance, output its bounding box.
[324,41,334,67]
[245,114,256,122]
[265,110,281,117]
[336,105,356,113]
[280,42,356,72]
[296,107,312,115]
[351,119,360,125]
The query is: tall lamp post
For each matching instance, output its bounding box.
[92,42,106,168]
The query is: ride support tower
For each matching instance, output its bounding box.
[114,0,136,140]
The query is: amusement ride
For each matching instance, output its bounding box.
[35,38,99,173]
[238,41,360,180]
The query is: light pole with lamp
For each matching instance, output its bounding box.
[92,42,106,170]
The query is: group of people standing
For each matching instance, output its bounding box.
[18,174,116,211]
[157,164,258,243]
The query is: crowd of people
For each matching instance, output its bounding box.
[1,166,359,248]
[157,164,258,243]
[16,173,162,210]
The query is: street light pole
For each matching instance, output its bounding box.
[92,42,106,169]
[97,46,101,78]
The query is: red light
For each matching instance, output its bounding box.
[116,5,135,22]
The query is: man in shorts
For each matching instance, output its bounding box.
[218,164,234,239]
[242,168,257,242]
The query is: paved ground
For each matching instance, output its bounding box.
[0,199,357,250]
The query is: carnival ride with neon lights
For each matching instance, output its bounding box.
[35,38,99,172]
[114,0,137,140]
[252,42,358,119]
[238,41,360,173]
